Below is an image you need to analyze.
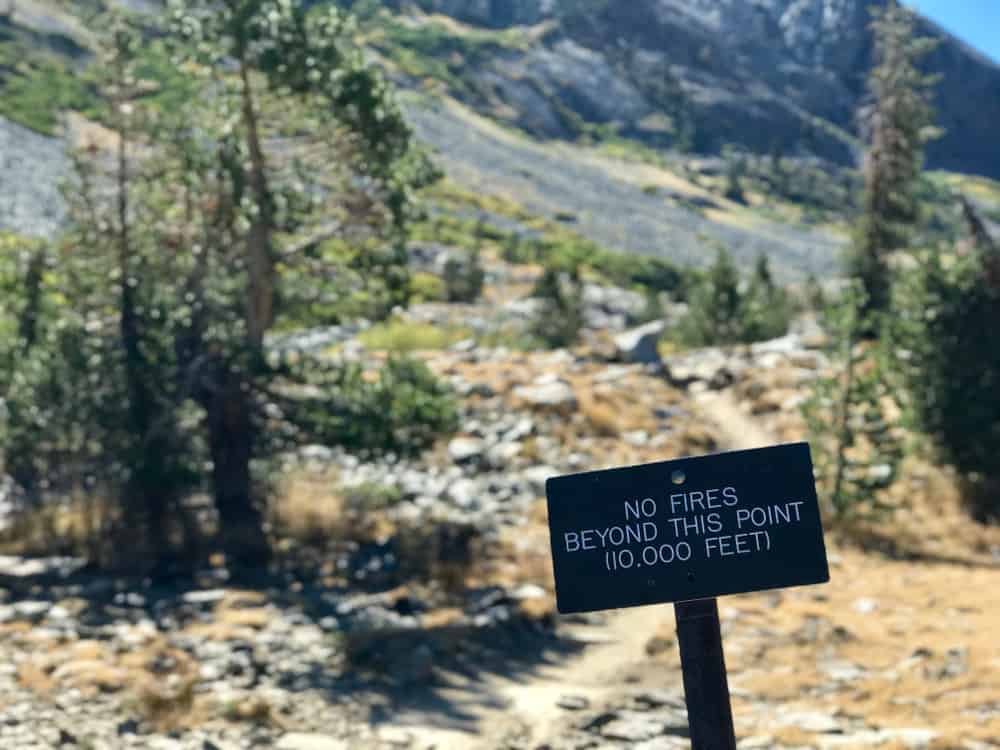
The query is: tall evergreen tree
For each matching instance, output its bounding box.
[1,3,446,571]
[157,0,437,566]
[851,0,939,318]
[892,197,1000,520]
[802,284,904,518]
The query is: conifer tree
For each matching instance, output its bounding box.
[1,3,447,570]
[676,248,742,346]
[851,0,939,318]
[155,0,438,566]
[531,262,584,349]
[674,249,790,347]
[892,197,1000,520]
[801,284,903,517]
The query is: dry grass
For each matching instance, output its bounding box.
[270,472,349,546]
[131,671,202,731]
[627,433,1000,744]
[14,633,209,730]
[0,494,118,559]
[578,395,625,437]
[270,472,405,553]
[717,482,999,743]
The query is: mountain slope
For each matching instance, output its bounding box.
[404,95,844,277]
[2,0,999,277]
[396,0,1000,178]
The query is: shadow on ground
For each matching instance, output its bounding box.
[0,554,586,737]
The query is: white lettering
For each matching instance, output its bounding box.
[624,500,641,521]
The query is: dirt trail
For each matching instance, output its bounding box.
[384,603,670,749]
[386,389,770,749]
[693,389,776,451]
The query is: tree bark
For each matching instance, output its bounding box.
[206,374,270,570]
[239,59,275,351]
[17,249,44,353]
[196,56,276,571]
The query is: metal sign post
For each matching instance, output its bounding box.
[674,598,737,750]
[545,442,830,746]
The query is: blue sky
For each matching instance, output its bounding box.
[907,1,1000,63]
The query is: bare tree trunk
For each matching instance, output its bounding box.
[830,332,857,515]
[206,373,270,570]
[17,249,43,353]
[199,58,276,570]
[961,195,1000,289]
[239,60,275,351]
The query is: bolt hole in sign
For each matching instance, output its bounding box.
[546,443,830,614]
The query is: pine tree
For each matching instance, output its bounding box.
[159,0,438,567]
[804,273,826,312]
[801,284,904,518]
[1,15,198,566]
[531,263,584,349]
[676,248,742,346]
[674,249,790,347]
[742,254,791,342]
[851,0,939,318]
[1,3,447,571]
[722,146,747,205]
[891,198,1000,520]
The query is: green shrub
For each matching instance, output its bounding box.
[741,254,794,342]
[286,357,459,458]
[0,50,94,135]
[343,482,404,513]
[723,147,747,204]
[530,264,584,349]
[892,247,1000,520]
[803,273,827,312]
[673,250,791,347]
[443,248,485,303]
[358,318,471,352]
[802,284,904,518]
[409,272,447,303]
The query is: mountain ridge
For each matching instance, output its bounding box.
[393,0,1000,178]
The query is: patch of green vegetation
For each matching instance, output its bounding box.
[343,481,404,512]
[724,155,860,230]
[597,138,669,168]
[358,318,472,352]
[411,213,487,251]
[476,325,540,351]
[928,171,1000,223]
[409,271,447,303]
[0,31,198,135]
[512,222,691,298]
[369,16,526,95]
[290,357,460,459]
[669,249,792,347]
[0,41,93,134]
[129,42,201,118]
[425,180,537,222]
[416,185,691,298]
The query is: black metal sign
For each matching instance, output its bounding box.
[546,442,829,614]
